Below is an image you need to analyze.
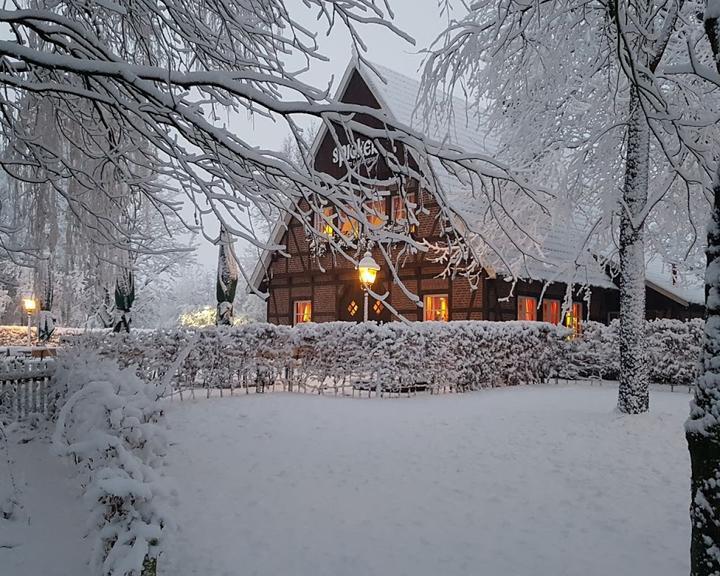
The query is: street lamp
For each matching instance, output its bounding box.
[22,297,37,346]
[357,250,380,322]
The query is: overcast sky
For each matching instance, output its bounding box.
[191,0,453,270]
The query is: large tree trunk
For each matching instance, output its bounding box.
[617,88,650,414]
[686,166,720,576]
[686,11,720,574]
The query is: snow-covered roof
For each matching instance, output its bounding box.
[248,60,700,305]
[644,258,704,306]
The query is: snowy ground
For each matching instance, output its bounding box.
[0,425,92,576]
[161,384,692,576]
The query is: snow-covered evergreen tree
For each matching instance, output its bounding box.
[216,227,239,326]
[113,263,135,333]
[35,257,55,342]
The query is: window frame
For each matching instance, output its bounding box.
[562,302,584,338]
[364,198,388,230]
[391,193,416,226]
[338,210,360,239]
[423,293,449,322]
[313,206,335,240]
[293,299,312,326]
[542,298,562,325]
[517,295,538,321]
[564,302,583,335]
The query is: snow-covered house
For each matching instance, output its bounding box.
[248,61,704,326]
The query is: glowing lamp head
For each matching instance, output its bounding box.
[358,251,380,287]
[22,297,37,313]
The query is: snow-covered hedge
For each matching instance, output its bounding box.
[563,318,703,385]
[65,321,566,393]
[62,318,703,392]
[51,351,171,575]
[0,325,87,347]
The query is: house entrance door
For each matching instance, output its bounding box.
[338,281,391,323]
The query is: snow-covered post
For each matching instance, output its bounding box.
[686,5,720,574]
[216,227,239,326]
[113,266,135,333]
[36,259,55,342]
[617,89,650,414]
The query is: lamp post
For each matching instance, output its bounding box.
[357,250,380,322]
[22,297,37,346]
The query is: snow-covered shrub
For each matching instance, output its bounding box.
[561,321,620,380]
[51,351,171,575]
[0,325,87,347]
[646,318,703,386]
[560,319,702,385]
[64,318,701,391]
[66,321,565,392]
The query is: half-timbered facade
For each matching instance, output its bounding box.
[249,61,703,327]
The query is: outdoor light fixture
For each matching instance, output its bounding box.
[357,250,380,322]
[22,298,37,314]
[22,297,37,346]
[358,251,380,287]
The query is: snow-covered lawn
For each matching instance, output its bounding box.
[161,384,691,576]
[0,426,92,576]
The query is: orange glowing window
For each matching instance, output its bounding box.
[339,211,360,239]
[542,299,561,325]
[518,296,537,321]
[314,207,335,239]
[392,193,416,224]
[424,294,449,322]
[564,302,583,335]
[364,199,387,229]
[294,300,312,325]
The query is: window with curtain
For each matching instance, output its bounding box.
[424,294,449,321]
[364,199,387,229]
[293,300,312,325]
[391,193,417,231]
[314,207,335,239]
[542,299,561,325]
[517,296,537,321]
[565,302,583,335]
[338,211,360,239]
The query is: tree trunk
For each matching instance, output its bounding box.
[685,122,720,576]
[685,8,720,575]
[617,88,650,414]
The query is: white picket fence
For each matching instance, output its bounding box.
[0,357,56,421]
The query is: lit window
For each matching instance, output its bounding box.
[391,193,416,224]
[347,300,359,317]
[339,211,360,239]
[542,299,561,325]
[294,300,312,325]
[424,294,449,322]
[364,199,387,229]
[564,302,583,335]
[314,207,334,239]
[518,296,537,321]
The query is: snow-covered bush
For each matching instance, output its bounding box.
[562,319,702,385]
[646,318,703,386]
[561,321,620,380]
[0,325,86,347]
[51,351,171,575]
[66,321,566,393]
[63,318,702,392]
